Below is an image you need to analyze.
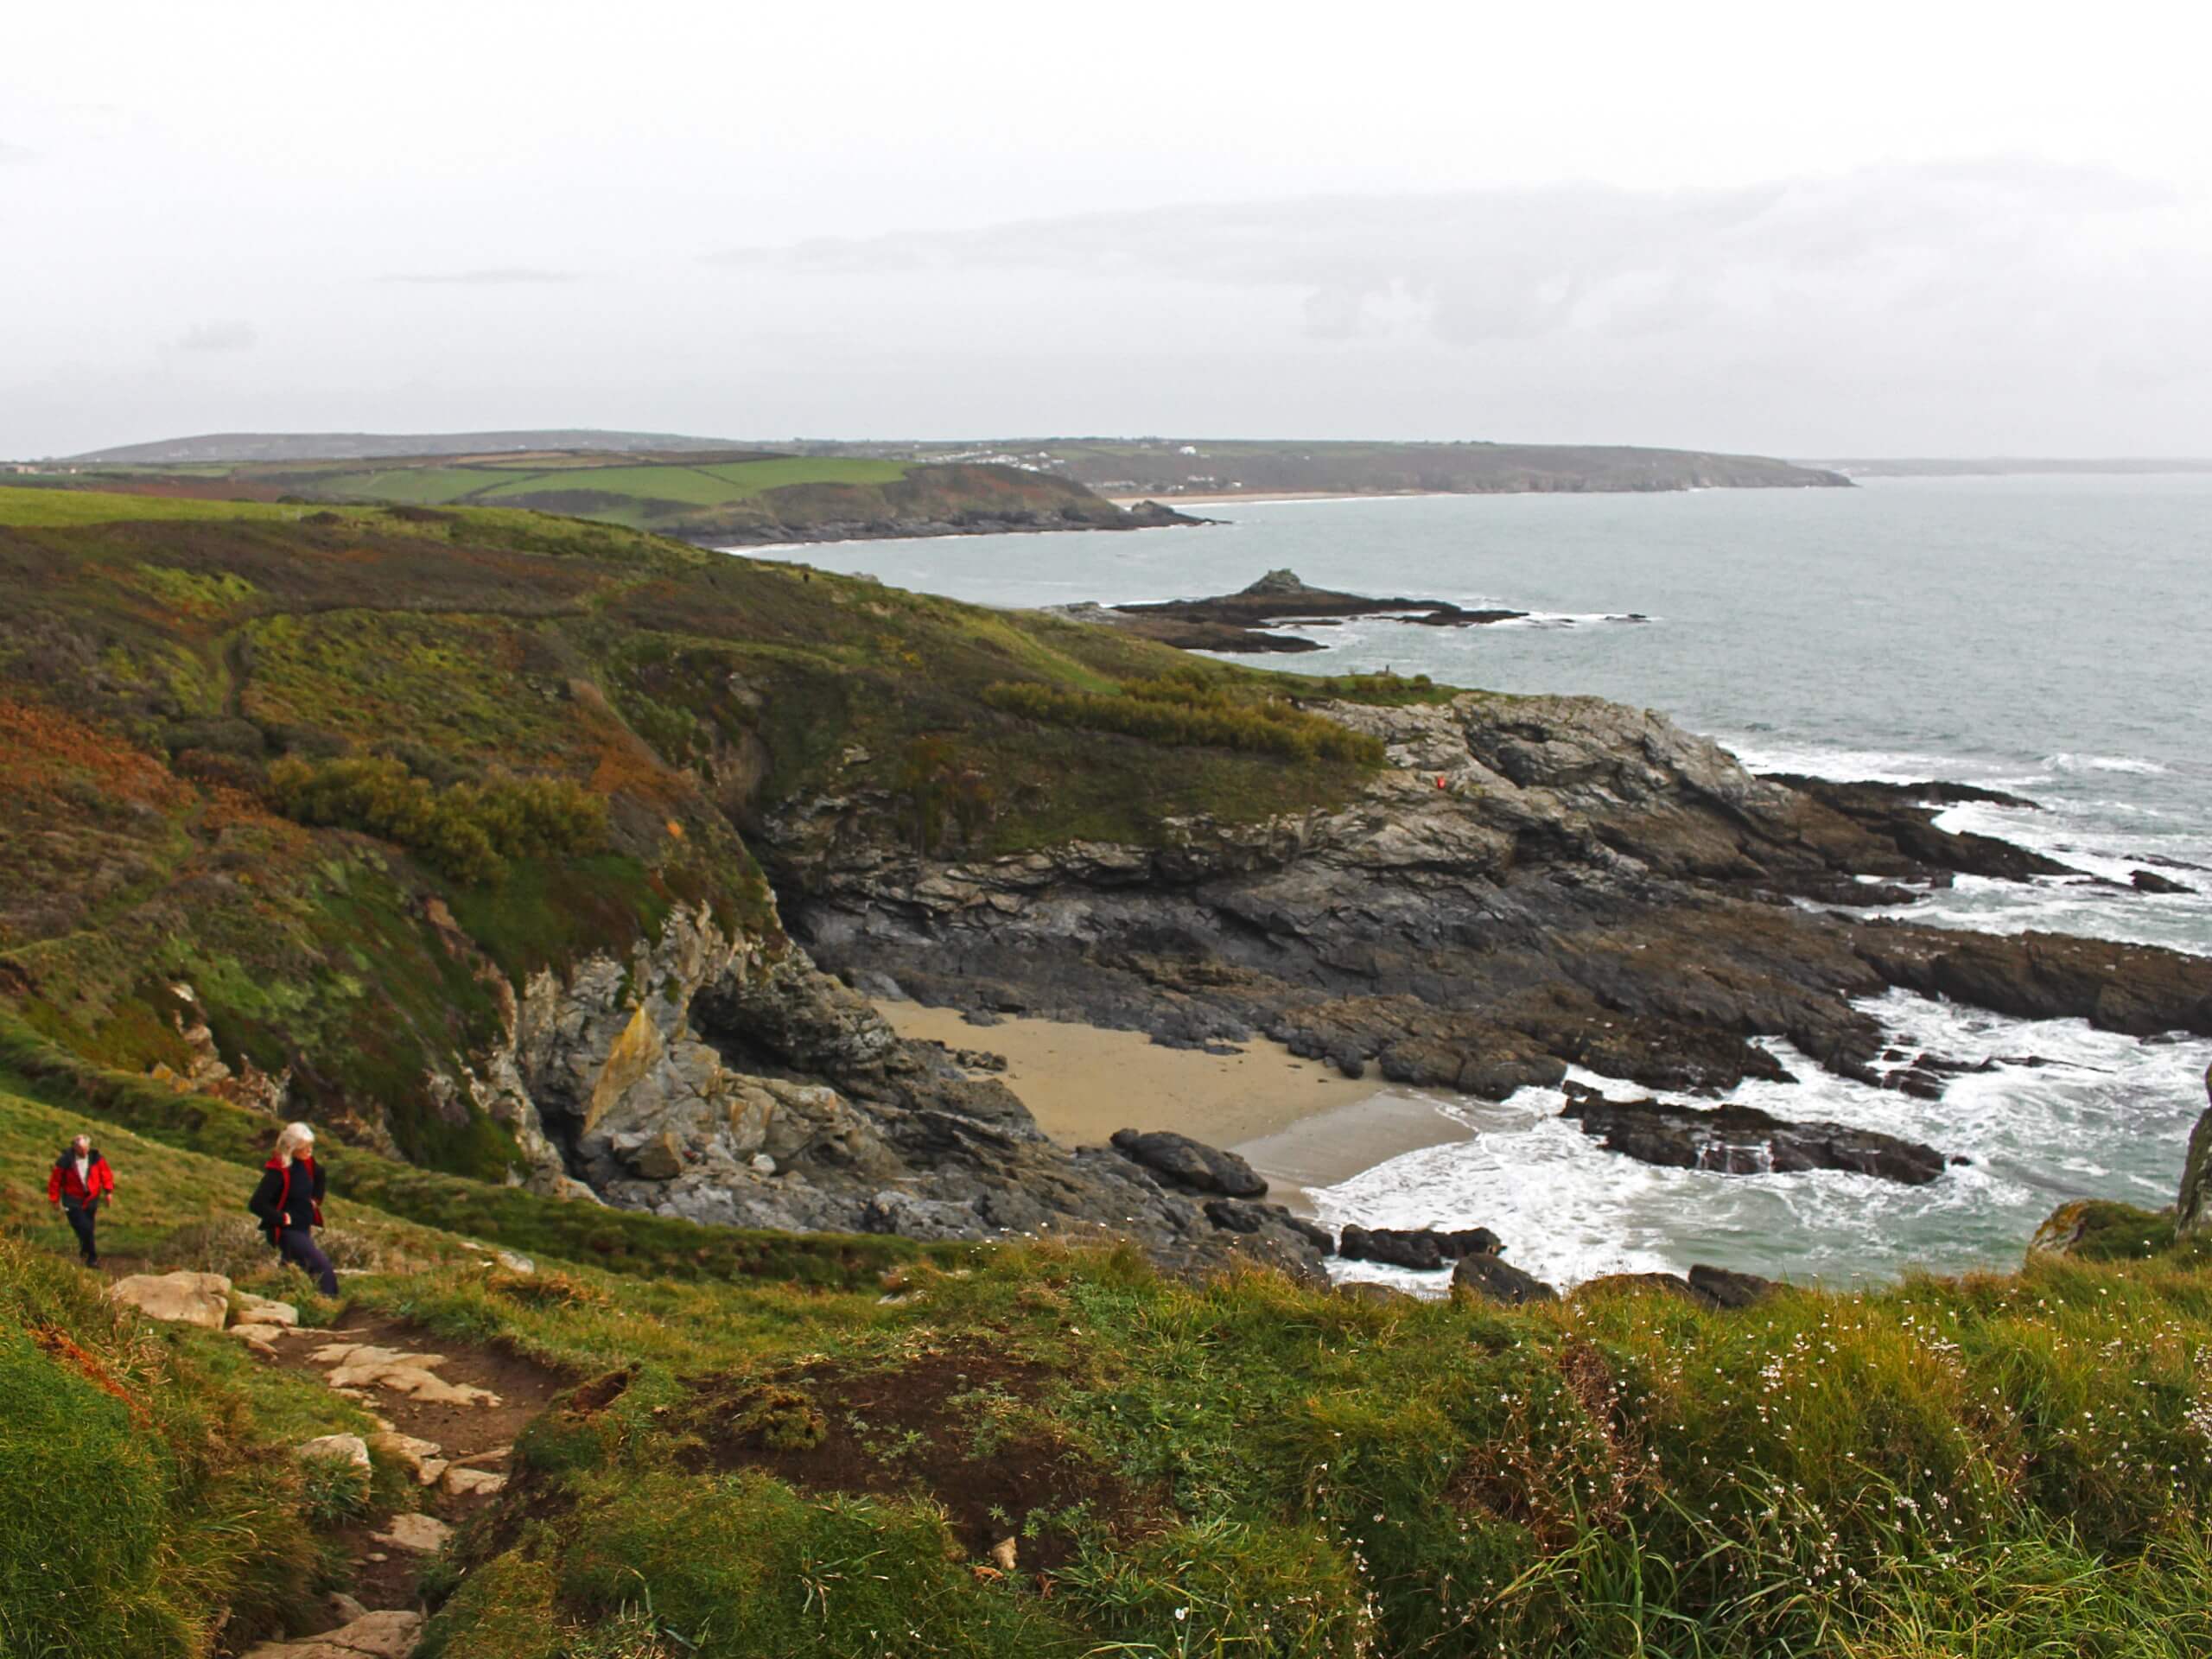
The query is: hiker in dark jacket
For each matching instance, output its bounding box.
[47,1134,115,1268]
[248,1121,336,1296]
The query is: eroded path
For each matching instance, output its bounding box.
[244,1312,565,1656]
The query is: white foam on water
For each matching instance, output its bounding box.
[1722,740,1994,784]
[2043,752,2171,776]
[1315,991,2210,1298]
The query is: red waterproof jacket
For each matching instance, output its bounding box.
[48,1149,115,1208]
[247,1154,325,1241]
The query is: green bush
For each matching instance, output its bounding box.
[982,674,1386,766]
[268,753,607,884]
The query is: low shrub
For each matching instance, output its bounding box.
[983,674,1386,766]
[268,754,607,885]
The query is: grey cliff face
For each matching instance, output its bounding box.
[767,691,2212,1116]
[454,894,1323,1276]
[431,685,2210,1274]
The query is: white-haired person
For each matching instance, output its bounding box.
[48,1131,116,1268]
[247,1122,337,1296]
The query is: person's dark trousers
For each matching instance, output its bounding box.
[278,1228,338,1296]
[63,1202,99,1267]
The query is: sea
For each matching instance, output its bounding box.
[738,475,2212,1290]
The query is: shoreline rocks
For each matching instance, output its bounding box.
[1558,1084,1951,1185]
[1338,1225,1501,1271]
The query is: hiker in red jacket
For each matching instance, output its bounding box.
[48,1133,116,1268]
[247,1121,337,1296]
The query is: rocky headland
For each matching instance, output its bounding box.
[776,692,2209,1113]
[7,504,2209,1294]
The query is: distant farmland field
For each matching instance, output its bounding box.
[314,455,914,516]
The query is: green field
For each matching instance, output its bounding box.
[0,487,349,529]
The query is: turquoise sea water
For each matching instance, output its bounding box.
[737,477,2212,1287]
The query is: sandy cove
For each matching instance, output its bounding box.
[875,1001,1471,1211]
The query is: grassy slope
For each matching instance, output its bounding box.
[0,487,1377,1179]
[9,1048,2211,1656]
[0,1214,364,1657]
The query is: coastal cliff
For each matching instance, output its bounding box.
[777,690,2210,1111]
[3,493,2205,1276]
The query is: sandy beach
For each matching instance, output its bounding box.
[876,1001,1471,1206]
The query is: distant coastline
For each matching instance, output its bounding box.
[1806,456,2212,478]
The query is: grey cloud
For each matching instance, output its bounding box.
[704,160,2187,349]
[176,320,257,353]
[381,267,581,285]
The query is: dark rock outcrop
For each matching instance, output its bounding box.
[1109,1129,1268,1198]
[2133,868,2193,894]
[1338,1225,1502,1271]
[1559,1089,1950,1185]
[1096,570,1529,654]
[780,693,2212,1135]
[1451,1253,1559,1306]
[1688,1264,1780,1308]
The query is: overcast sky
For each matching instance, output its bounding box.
[4,1,2209,458]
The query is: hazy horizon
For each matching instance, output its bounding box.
[6,2,2209,460]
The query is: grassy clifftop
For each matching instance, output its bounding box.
[5,1050,2210,1656]
[0,488,1380,1178]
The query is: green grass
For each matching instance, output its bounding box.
[388,1231,2212,1658]
[0,1231,336,1657]
[316,465,509,504]
[7,1064,2212,1656]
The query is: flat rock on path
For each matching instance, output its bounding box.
[108,1270,232,1329]
[241,1611,423,1659]
[370,1512,454,1554]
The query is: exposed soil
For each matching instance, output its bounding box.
[683,1345,1141,1572]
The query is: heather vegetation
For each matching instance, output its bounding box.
[0,487,1379,1175]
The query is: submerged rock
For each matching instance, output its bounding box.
[1101,570,1529,653]
[1559,1090,1949,1185]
